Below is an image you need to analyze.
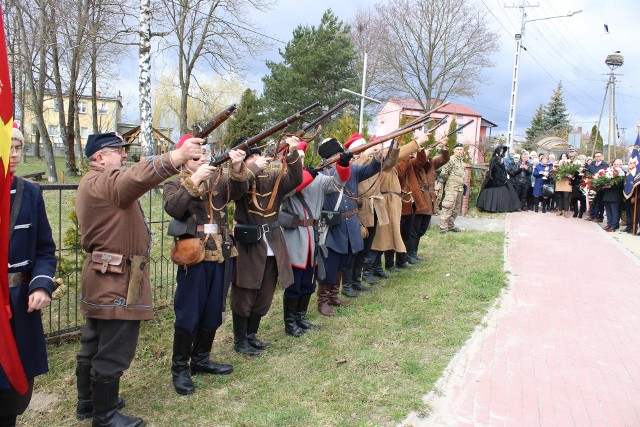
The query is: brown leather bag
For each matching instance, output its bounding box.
[90,251,126,274]
[171,237,205,267]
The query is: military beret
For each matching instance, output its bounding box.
[85,132,129,158]
[453,142,464,148]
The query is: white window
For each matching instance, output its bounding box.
[53,99,61,112]
[98,102,108,115]
[78,101,87,114]
[48,124,59,136]
[81,127,88,139]
[30,124,37,135]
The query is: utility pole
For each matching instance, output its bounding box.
[504,2,581,150]
[594,53,623,161]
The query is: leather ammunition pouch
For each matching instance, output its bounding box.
[90,251,126,274]
[234,223,262,244]
[320,210,341,226]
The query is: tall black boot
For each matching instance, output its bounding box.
[296,294,320,330]
[351,266,372,291]
[92,379,144,427]
[171,331,195,395]
[190,329,233,375]
[341,265,359,298]
[373,252,389,278]
[232,313,261,356]
[247,313,272,350]
[361,262,380,285]
[77,363,125,421]
[283,297,306,337]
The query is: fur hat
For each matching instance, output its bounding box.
[318,137,344,159]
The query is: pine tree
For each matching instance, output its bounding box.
[589,124,604,153]
[262,9,358,124]
[446,117,458,152]
[524,104,545,151]
[220,89,265,148]
[541,81,572,138]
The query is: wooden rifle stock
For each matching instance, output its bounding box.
[194,104,237,139]
[317,116,449,169]
[210,102,321,166]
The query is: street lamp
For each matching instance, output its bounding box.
[505,9,582,150]
[341,52,382,134]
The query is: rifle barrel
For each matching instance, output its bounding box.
[195,104,237,139]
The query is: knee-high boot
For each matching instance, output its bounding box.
[76,363,125,421]
[317,284,334,317]
[351,266,372,291]
[232,313,260,357]
[171,331,195,395]
[340,265,359,298]
[92,379,144,427]
[190,329,233,375]
[283,296,305,337]
[328,273,350,307]
[296,294,320,329]
[247,312,272,350]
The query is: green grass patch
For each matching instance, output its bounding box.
[20,223,506,427]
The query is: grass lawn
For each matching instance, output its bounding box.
[20,228,506,427]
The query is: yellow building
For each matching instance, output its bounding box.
[21,90,123,156]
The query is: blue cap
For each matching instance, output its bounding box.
[85,132,130,158]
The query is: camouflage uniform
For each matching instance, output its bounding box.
[438,156,465,231]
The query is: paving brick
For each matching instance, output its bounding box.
[415,214,640,426]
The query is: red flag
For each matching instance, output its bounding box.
[0,5,28,394]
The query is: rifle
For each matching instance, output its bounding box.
[317,115,449,169]
[392,101,451,135]
[209,102,321,166]
[193,104,237,141]
[267,100,351,157]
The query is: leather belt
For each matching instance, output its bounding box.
[298,218,316,227]
[261,221,281,233]
[196,224,225,234]
[8,272,31,288]
[381,191,402,197]
[341,208,358,219]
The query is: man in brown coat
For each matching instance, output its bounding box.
[75,132,203,427]
[397,143,449,262]
[230,136,303,356]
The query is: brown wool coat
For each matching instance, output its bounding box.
[397,148,450,216]
[356,149,399,228]
[233,151,303,290]
[371,140,420,252]
[76,154,180,321]
[163,165,249,255]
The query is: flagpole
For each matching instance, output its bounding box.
[634,187,638,235]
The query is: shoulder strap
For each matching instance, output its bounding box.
[295,192,314,220]
[9,177,25,242]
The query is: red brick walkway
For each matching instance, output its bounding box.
[403,211,640,426]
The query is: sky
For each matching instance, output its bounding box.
[117,0,640,145]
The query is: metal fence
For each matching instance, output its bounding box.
[40,184,177,340]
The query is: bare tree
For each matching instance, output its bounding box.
[156,0,270,134]
[349,8,386,116]
[372,0,499,110]
[10,0,59,181]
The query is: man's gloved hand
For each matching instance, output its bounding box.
[306,167,319,179]
[338,151,353,167]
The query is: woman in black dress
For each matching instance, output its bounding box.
[476,145,521,212]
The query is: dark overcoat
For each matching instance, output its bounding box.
[1,177,56,389]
